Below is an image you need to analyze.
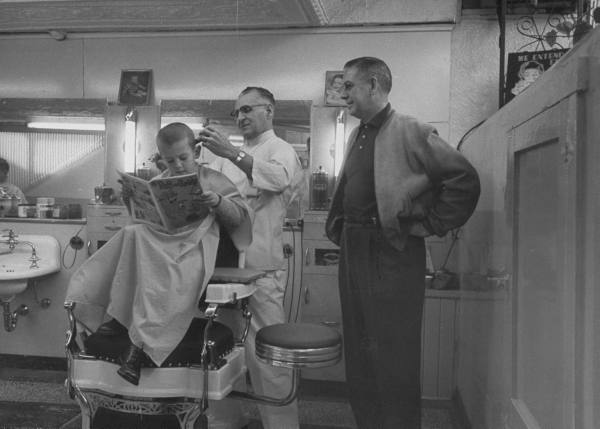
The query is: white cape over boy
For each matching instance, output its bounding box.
[65,166,252,366]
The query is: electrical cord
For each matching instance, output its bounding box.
[285,228,297,323]
[294,234,304,323]
[456,120,486,152]
[439,228,460,272]
[62,225,84,269]
[283,251,292,321]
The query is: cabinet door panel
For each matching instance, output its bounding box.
[303,220,330,240]
[508,95,578,429]
[300,273,342,321]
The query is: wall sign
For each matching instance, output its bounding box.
[504,49,568,104]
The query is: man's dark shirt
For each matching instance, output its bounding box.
[340,103,391,221]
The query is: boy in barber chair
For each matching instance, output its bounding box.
[65,122,252,386]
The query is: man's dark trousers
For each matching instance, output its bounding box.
[339,223,425,429]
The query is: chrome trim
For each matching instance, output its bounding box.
[229,368,299,406]
[255,342,342,369]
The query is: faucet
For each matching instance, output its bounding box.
[1,229,19,251]
[0,230,39,267]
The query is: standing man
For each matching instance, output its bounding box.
[197,87,302,429]
[326,57,480,428]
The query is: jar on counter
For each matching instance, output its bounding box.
[38,207,54,219]
[52,204,68,219]
[18,203,37,218]
[36,196,55,219]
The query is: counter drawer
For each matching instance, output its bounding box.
[86,217,130,233]
[87,204,128,218]
[303,221,329,241]
[87,204,130,233]
[299,273,342,322]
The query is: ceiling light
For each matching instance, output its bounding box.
[27,122,105,131]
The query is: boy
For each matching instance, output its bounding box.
[66,123,252,385]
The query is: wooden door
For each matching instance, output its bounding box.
[508,94,579,429]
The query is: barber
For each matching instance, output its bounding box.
[325,57,480,428]
[197,86,302,429]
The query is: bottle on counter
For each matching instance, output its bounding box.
[36,197,55,219]
[310,166,329,210]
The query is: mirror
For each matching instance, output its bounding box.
[0,98,107,210]
[160,99,311,165]
[160,99,311,219]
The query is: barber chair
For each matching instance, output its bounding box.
[63,234,342,429]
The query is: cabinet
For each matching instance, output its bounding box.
[300,211,345,381]
[299,212,459,398]
[86,204,130,254]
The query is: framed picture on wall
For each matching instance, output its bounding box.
[324,71,345,106]
[503,49,568,105]
[118,69,152,106]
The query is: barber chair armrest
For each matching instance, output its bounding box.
[204,282,257,305]
[64,301,93,355]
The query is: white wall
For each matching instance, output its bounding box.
[0,25,453,357]
[1,27,452,124]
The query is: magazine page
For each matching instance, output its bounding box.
[117,170,165,230]
[148,172,209,232]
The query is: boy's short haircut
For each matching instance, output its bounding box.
[0,158,9,173]
[157,122,195,149]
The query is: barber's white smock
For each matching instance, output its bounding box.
[65,167,251,366]
[209,129,303,270]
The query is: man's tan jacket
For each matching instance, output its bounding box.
[326,109,480,251]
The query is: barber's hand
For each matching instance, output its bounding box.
[196,126,237,160]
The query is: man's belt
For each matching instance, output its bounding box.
[344,215,380,226]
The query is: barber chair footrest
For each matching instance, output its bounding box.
[71,346,245,400]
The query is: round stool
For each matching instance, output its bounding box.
[255,323,342,369]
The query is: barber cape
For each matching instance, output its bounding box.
[65,166,252,366]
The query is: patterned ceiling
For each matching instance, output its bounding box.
[0,0,460,35]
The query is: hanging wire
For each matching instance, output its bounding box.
[61,224,85,269]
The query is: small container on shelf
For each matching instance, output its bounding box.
[18,203,36,218]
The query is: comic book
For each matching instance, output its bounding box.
[117,170,209,233]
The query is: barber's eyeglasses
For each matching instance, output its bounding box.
[230,104,270,118]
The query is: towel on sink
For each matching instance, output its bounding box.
[65,167,251,366]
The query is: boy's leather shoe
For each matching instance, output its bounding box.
[117,342,143,386]
[96,318,127,336]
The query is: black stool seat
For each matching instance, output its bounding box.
[255,323,342,369]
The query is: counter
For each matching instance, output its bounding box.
[0,217,86,225]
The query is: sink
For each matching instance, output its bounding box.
[0,234,61,299]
